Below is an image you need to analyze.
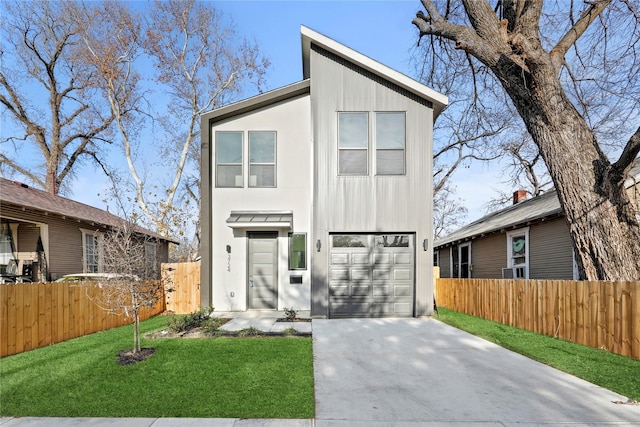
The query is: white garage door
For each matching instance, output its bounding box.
[328,233,414,318]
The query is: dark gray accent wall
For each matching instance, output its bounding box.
[309,44,435,317]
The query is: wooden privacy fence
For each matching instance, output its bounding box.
[0,281,164,358]
[436,278,640,360]
[162,262,200,314]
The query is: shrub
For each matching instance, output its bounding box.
[283,307,297,321]
[168,306,214,333]
[237,327,262,337]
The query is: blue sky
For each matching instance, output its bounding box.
[67,0,501,224]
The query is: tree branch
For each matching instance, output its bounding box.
[550,0,612,72]
[613,125,640,174]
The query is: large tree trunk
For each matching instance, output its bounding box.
[413,0,640,280]
[498,66,640,280]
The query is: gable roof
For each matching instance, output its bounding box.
[300,25,448,117]
[434,190,563,248]
[0,178,177,243]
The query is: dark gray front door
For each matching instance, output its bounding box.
[248,232,278,309]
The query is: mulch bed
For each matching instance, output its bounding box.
[117,347,156,366]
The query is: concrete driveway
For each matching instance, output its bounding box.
[312,318,640,426]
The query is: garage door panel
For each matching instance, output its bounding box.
[352,253,370,264]
[373,268,391,280]
[331,253,349,264]
[329,283,350,296]
[351,268,370,280]
[393,268,412,280]
[373,253,391,264]
[394,253,412,264]
[372,285,391,296]
[330,268,349,280]
[393,284,412,297]
[352,285,371,296]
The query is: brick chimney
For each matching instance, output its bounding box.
[513,190,527,205]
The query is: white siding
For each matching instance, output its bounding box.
[210,94,312,311]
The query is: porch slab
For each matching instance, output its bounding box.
[214,310,312,334]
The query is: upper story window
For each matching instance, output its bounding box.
[337,111,406,176]
[338,112,368,175]
[375,112,405,175]
[249,131,276,187]
[216,132,243,187]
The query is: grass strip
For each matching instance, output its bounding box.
[436,307,640,401]
[0,316,314,418]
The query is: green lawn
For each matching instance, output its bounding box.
[0,316,315,418]
[436,307,640,401]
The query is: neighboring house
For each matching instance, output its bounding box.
[0,178,176,282]
[200,26,447,318]
[434,158,640,280]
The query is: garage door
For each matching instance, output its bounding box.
[328,233,414,318]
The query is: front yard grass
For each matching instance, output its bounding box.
[0,316,315,418]
[437,307,640,401]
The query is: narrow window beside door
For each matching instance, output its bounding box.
[288,233,306,270]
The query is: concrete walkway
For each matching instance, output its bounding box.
[2,315,639,426]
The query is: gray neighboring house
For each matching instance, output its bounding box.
[0,177,176,282]
[200,26,448,318]
[434,158,640,280]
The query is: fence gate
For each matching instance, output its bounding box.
[162,262,200,314]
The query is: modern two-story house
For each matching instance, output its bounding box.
[200,26,447,318]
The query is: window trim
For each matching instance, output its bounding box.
[375,111,406,176]
[288,232,307,270]
[80,228,103,273]
[248,131,277,188]
[337,111,369,176]
[507,227,529,279]
[215,131,244,188]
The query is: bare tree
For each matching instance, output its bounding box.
[434,183,468,239]
[84,217,163,354]
[0,0,115,194]
[413,0,640,280]
[87,0,268,243]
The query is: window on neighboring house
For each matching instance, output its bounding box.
[145,242,159,279]
[507,228,529,279]
[338,112,368,175]
[249,131,276,187]
[216,131,243,187]
[433,250,439,267]
[0,224,14,272]
[375,112,405,175]
[81,229,102,273]
[288,233,306,270]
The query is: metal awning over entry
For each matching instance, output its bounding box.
[226,211,293,229]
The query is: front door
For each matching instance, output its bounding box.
[247,232,278,309]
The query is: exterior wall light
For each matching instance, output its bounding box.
[316,239,321,252]
[423,239,428,251]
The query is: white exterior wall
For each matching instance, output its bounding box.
[211,94,312,311]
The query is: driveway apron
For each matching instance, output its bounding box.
[312,318,640,426]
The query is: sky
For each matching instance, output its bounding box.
[19,0,506,226]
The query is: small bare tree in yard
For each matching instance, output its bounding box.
[85,217,163,360]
